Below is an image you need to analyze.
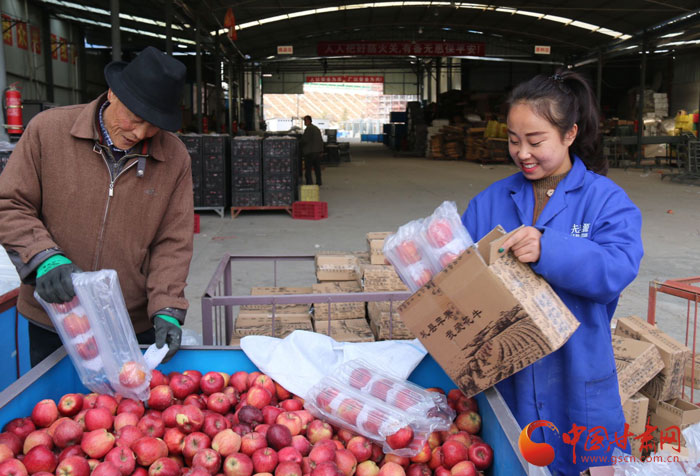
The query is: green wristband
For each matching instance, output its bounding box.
[37,255,72,278]
[156,314,181,327]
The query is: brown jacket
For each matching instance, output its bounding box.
[0,93,194,333]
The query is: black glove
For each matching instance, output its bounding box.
[35,255,82,303]
[154,315,182,363]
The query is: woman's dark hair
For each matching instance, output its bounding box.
[507,69,607,175]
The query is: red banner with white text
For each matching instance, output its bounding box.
[317,41,485,57]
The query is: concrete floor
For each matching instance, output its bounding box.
[185,143,700,348]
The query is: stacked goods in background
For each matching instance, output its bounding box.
[201,135,230,208]
[231,136,263,207]
[386,111,408,151]
[406,101,427,156]
[426,119,506,162]
[612,316,695,459]
[178,134,203,207]
[263,137,298,206]
[427,119,450,159]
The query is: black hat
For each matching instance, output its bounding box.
[104,46,186,132]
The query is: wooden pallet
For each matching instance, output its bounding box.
[230,206,293,219]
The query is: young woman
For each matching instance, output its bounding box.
[462,70,643,475]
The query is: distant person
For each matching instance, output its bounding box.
[300,115,323,186]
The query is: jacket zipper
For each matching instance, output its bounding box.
[93,151,140,270]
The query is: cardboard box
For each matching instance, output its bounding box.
[241,287,313,314]
[650,412,688,448]
[232,311,313,343]
[623,393,649,435]
[314,318,375,342]
[615,316,691,401]
[612,335,664,403]
[398,226,580,397]
[315,253,359,282]
[684,354,700,389]
[312,281,365,320]
[367,232,392,265]
[367,301,413,340]
[352,251,371,266]
[656,398,700,427]
[361,264,408,292]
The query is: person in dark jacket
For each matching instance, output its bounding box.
[300,115,324,186]
[462,70,643,475]
[0,47,193,366]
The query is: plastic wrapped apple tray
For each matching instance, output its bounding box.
[35,270,151,401]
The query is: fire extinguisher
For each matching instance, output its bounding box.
[3,83,24,138]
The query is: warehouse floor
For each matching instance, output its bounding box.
[185,143,700,348]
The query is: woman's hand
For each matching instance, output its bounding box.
[500,226,542,263]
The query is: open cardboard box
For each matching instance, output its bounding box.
[398,226,580,397]
[612,335,664,404]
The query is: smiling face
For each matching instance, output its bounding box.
[103,90,160,150]
[507,101,577,180]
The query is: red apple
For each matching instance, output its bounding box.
[148,457,180,476]
[212,430,241,457]
[118,361,147,388]
[305,421,332,445]
[175,406,204,434]
[426,219,453,248]
[114,413,139,432]
[150,370,169,389]
[293,411,313,432]
[355,461,379,476]
[163,428,185,455]
[368,380,393,402]
[395,241,421,265]
[115,425,143,449]
[290,436,311,457]
[409,442,431,464]
[80,429,114,459]
[55,456,90,476]
[75,337,99,360]
[348,368,373,389]
[182,432,211,460]
[52,419,83,448]
[406,464,430,476]
[23,430,53,454]
[279,400,303,413]
[440,441,467,469]
[382,455,409,469]
[377,462,404,476]
[360,409,387,436]
[277,447,302,465]
[202,413,229,439]
[62,313,90,338]
[23,445,57,474]
[239,433,266,457]
[223,387,240,407]
[230,373,249,394]
[308,445,335,465]
[170,375,199,400]
[250,375,275,397]
[275,413,302,437]
[386,427,413,450]
[336,399,361,426]
[311,461,343,476]
[453,412,480,435]
[0,458,27,476]
[3,418,35,444]
[148,386,175,411]
[91,462,121,476]
[104,447,135,476]
[266,424,292,451]
[132,468,148,476]
[238,407,263,428]
[137,415,165,438]
[466,443,492,471]
[251,447,278,474]
[262,407,283,427]
[333,449,356,476]
[439,253,459,267]
[0,433,21,456]
[427,448,443,471]
[192,448,222,474]
[275,461,301,476]
[0,444,13,463]
[275,383,291,402]
[80,394,98,411]
[201,373,226,396]
[162,405,183,429]
[246,387,271,410]
[449,461,476,476]
[57,395,84,418]
[445,432,472,450]
[116,398,144,418]
[85,408,114,432]
[345,437,371,463]
[222,453,254,476]
[31,400,58,429]
[314,388,339,414]
[57,445,85,463]
[131,437,167,467]
[207,393,232,415]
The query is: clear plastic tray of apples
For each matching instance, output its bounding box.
[35,269,151,401]
[305,363,453,457]
[383,201,474,293]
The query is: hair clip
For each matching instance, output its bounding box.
[551,73,564,83]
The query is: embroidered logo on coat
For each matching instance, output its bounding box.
[570,223,591,237]
[145,188,156,196]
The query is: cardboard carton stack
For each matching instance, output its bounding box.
[367,232,391,265]
[311,281,373,342]
[612,335,664,404]
[315,252,360,282]
[367,301,413,340]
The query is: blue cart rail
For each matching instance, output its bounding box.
[0,348,549,476]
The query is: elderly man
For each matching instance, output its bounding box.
[0,46,193,365]
[300,115,324,186]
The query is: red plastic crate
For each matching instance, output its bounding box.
[194,213,200,233]
[292,201,328,220]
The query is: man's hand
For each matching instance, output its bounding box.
[35,255,82,303]
[154,315,182,363]
[500,227,542,263]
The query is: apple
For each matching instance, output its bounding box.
[305,421,332,445]
[333,449,356,476]
[275,383,291,402]
[118,362,147,388]
[222,453,254,476]
[290,436,311,457]
[182,432,211,460]
[345,437,371,463]
[57,395,84,418]
[266,424,292,451]
[360,410,387,436]
[262,407,283,427]
[279,400,303,412]
[238,407,264,428]
[301,456,314,474]
[315,388,339,413]
[246,387,272,410]
[369,445,383,464]
[368,380,393,402]
[466,443,492,471]
[23,445,57,474]
[137,415,165,438]
[131,437,167,467]
[426,432,441,450]
[170,375,199,400]
[201,373,226,396]
[277,447,302,465]
[251,448,278,474]
[0,459,27,476]
[62,313,90,338]
[254,424,270,437]
[348,368,373,390]
[116,398,144,418]
[75,337,99,360]
[382,455,409,469]
[454,397,477,414]
[52,419,83,448]
[94,395,118,415]
[202,413,229,439]
[3,418,35,443]
[148,457,180,476]
[207,393,232,415]
[223,387,240,407]
[192,448,222,474]
[239,433,266,457]
[162,405,183,428]
[308,445,335,465]
[293,411,313,432]
[336,399,362,426]
[406,464,431,476]
[150,370,169,389]
[409,442,431,464]
[310,461,343,476]
[275,461,302,476]
[426,219,453,248]
[80,394,98,411]
[230,372,249,394]
[114,413,139,432]
[439,253,459,267]
[449,461,476,476]
[163,428,185,455]
[377,462,404,476]
[57,445,85,463]
[85,408,113,432]
[355,461,379,476]
[115,425,143,449]
[440,441,467,469]
[23,430,53,454]
[148,386,175,411]
[31,400,58,429]
[0,433,21,456]
[433,467,450,476]
[91,462,121,476]
[445,432,472,450]
[250,375,275,397]
[454,412,480,435]
[395,241,421,265]
[104,446,135,476]
[335,429,354,446]
[80,429,114,459]
[275,413,302,437]
[386,427,413,450]
[55,455,90,476]
[175,406,205,434]
[212,429,241,457]
[0,444,13,463]
[427,447,443,470]
[184,468,210,476]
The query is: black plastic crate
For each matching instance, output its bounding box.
[232,155,261,175]
[178,134,202,155]
[203,153,225,173]
[264,174,296,192]
[263,155,296,175]
[231,137,262,158]
[263,138,298,159]
[202,135,229,155]
[232,173,262,192]
[232,192,263,207]
[202,190,226,207]
[203,172,226,190]
[0,150,12,175]
[264,189,294,207]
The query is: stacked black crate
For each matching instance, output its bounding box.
[262,137,297,206]
[201,135,230,209]
[231,137,263,207]
[178,134,203,207]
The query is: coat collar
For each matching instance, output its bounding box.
[509,156,587,226]
[69,92,166,162]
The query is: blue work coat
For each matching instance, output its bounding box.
[461,157,643,475]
